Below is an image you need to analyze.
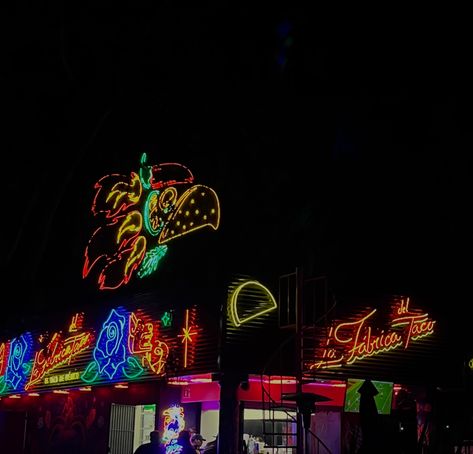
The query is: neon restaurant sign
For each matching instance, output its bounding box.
[229,280,278,328]
[83,153,221,290]
[307,297,436,371]
[0,306,200,396]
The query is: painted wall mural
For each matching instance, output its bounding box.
[0,305,200,397]
[83,153,221,290]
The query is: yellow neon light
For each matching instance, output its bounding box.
[229,280,277,327]
[106,172,142,209]
[308,298,437,370]
[124,236,147,277]
[158,185,220,244]
[116,211,143,245]
[469,358,473,371]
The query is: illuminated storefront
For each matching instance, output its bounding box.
[0,154,224,454]
[0,153,463,454]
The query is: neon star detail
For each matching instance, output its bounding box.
[161,311,172,327]
[178,309,197,368]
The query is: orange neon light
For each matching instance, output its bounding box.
[26,331,93,390]
[0,342,10,377]
[178,309,198,368]
[128,312,169,375]
[68,313,84,333]
[308,298,436,370]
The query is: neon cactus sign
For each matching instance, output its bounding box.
[308,297,436,370]
[83,153,221,290]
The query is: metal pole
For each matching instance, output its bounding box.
[296,267,304,454]
[22,411,28,453]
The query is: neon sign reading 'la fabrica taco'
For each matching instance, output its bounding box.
[308,298,436,370]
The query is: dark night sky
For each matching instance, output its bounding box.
[1,10,471,334]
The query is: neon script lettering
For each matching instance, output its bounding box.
[26,332,93,390]
[309,298,436,370]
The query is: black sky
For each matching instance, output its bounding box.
[1,10,471,333]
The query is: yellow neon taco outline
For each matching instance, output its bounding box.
[229,280,277,327]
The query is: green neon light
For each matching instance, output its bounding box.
[122,356,144,379]
[138,245,168,278]
[0,376,6,394]
[161,311,173,327]
[139,152,152,190]
[143,190,163,236]
[81,362,99,384]
[229,280,278,327]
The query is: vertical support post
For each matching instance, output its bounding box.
[295,267,304,454]
[22,411,28,453]
[218,373,240,454]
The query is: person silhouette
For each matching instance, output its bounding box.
[176,430,197,454]
[134,430,165,454]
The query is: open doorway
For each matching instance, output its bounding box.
[109,403,156,454]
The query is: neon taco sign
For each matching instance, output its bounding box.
[83,153,221,290]
[308,297,436,370]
